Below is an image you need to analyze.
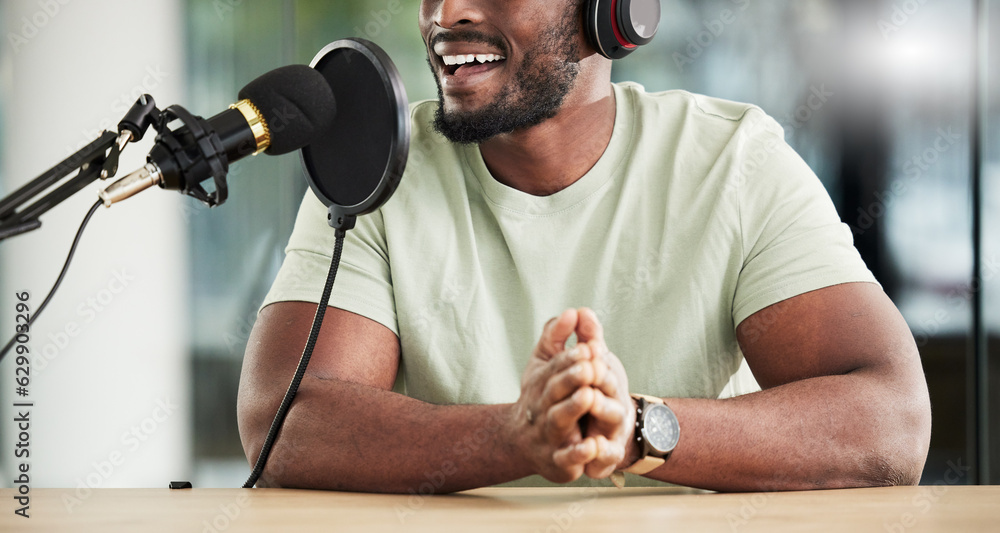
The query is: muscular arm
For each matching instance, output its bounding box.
[238,302,523,492]
[627,282,932,491]
[237,303,603,492]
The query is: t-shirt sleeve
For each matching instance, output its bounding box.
[732,111,879,327]
[259,190,399,336]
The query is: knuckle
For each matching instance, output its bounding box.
[543,414,561,436]
[601,397,620,417]
[590,393,606,415]
[553,350,576,370]
[541,381,557,401]
[566,368,589,388]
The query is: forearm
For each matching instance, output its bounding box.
[239,376,531,493]
[639,369,931,491]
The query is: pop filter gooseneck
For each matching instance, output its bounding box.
[243,38,409,488]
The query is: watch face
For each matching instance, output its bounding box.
[641,403,680,454]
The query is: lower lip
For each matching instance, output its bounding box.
[441,61,505,92]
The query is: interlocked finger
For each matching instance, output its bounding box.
[545,387,595,440]
[588,388,627,429]
[583,435,625,479]
[591,363,620,403]
[541,356,596,409]
[552,438,598,474]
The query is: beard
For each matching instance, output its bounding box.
[429,9,583,145]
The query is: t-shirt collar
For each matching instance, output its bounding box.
[463,83,636,216]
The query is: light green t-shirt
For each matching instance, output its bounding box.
[260,82,877,486]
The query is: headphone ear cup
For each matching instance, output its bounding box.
[585,0,635,59]
[618,0,660,46]
[584,0,602,56]
[584,0,658,60]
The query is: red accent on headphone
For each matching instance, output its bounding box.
[610,0,638,49]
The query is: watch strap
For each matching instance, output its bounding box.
[623,455,665,475]
[623,394,670,475]
[632,393,664,405]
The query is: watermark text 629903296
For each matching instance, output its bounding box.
[12,291,35,519]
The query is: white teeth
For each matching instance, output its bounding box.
[440,54,506,68]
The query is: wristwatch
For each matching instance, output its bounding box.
[624,394,680,475]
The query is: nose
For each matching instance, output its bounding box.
[432,0,484,29]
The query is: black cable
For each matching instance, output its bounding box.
[0,199,103,363]
[244,228,347,488]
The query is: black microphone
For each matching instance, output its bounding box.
[100,65,336,207]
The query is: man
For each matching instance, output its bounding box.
[237,0,931,492]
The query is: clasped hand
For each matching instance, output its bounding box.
[512,308,635,483]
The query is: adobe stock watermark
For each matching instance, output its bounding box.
[61,397,180,513]
[178,198,212,222]
[393,408,507,523]
[673,0,751,73]
[850,126,960,236]
[595,249,670,324]
[5,0,74,54]
[353,0,405,41]
[722,126,784,194]
[201,492,251,533]
[778,84,834,138]
[878,0,930,41]
[532,483,601,533]
[912,253,999,347]
[725,467,803,531]
[26,63,167,192]
[735,296,794,347]
[883,458,970,532]
[409,278,468,351]
[727,492,776,532]
[723,84,833,194]
[30,269,137,375]
[213,0,244,21]
[66,64,170,155]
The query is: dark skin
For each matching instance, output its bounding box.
[238,304,620,491]
[426,0,616,194]
[237,0,932,491]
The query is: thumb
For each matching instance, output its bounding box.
[575,307,606,347]
[537,308,579,360]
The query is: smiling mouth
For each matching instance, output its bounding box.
[440,53,507,77]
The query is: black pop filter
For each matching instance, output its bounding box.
[302,38,409,230]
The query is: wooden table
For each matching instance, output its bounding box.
[3,486,998,532]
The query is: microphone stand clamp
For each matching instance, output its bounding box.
[0,95,161,242]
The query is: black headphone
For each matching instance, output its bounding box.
[585,0,661,59]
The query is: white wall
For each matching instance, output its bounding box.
[0,0,190,490]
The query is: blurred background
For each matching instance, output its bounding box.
[0,0,996,489]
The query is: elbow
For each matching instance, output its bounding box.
[236,390,354,491]
[869,446,926,488]
[236,389,285,488]
[892,402,932,486]
[862,380,932,487]
[858,342,933,488]
[236,401,297,489]
[860,440,927,488]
